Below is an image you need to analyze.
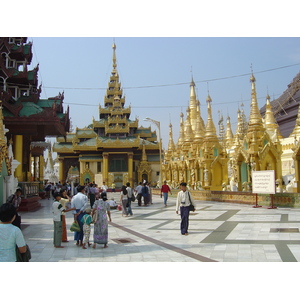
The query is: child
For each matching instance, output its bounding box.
[52,192,74,248]
[81,208,93,249]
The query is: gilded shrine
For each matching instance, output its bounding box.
[163,72,300,192]
[53,44,161,188]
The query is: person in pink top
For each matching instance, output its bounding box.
[161,181,172,207]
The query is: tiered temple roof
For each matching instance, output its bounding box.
[0,37,70,140]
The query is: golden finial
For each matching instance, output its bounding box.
[112,41,117,69]
[250,64,256,82]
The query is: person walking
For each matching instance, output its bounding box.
[175,182,196,236]
[81,208,93,249]
[0,203,27,262]
[71,185,88,246]
[120,185,128,217]
[161,180,172,207]
[142,182,150,206]
[126,182,133,216]
[135,182,143,206]
[88,183,96,208]
[92,192,111,249]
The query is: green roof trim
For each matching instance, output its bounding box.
[19,102,43,117]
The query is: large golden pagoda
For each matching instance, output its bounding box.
[53,43,161,188]
[164,73,284,191]
[163,79,228,190]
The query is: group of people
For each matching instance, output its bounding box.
[52,185,112,249]
[0,179,196,261]
[135,181,153,206]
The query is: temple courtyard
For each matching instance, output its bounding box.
[16,192,300,262]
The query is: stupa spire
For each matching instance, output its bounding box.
[100,42,126,117]
[168,123,176,152]
[177,112,185,146]
[264,93,282,139]
[189,78,197,131]
[233,108,244,147]
[225,115,234,148]
[194,100,205,142]
[184,107,194,142]
[247,73,264,134]
[204,94,217,138]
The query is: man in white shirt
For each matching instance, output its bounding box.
[101,182,108,192]
[176,182,196,236]
[71,185,88,246]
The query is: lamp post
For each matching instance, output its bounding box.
[144,117,163,187]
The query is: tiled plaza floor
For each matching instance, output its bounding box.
[19,193,300,262]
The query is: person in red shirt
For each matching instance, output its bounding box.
[160,181,172,207]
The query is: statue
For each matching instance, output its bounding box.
[275,178,283,193]
[286,177,294,193]
[230,177,237,191]
[204,168,208,181]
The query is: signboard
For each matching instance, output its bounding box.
[252,170,275,194]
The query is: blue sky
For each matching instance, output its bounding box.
[27,37,300,148]
[4,2,300,150]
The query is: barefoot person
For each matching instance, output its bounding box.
[52,192,74,248]
[92,192,112,249]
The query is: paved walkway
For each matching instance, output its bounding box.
[19,193,300,262]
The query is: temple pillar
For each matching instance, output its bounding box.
[39,154,44,189]
[103,153,109,184]
[58,158,64,183]
[128,152,133,187]
[33,156,38,181]
[13,135,23,182]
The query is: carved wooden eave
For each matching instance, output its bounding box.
[99,106,131,116]
[134,131,152,138]
[96,137,140,148]
[141,143,160,150]
[52,144,74,153]
[75,129,97,139]
[104,123,130,134]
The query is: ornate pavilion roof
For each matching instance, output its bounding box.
[54,43,159,154]
[0,37,70,140]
